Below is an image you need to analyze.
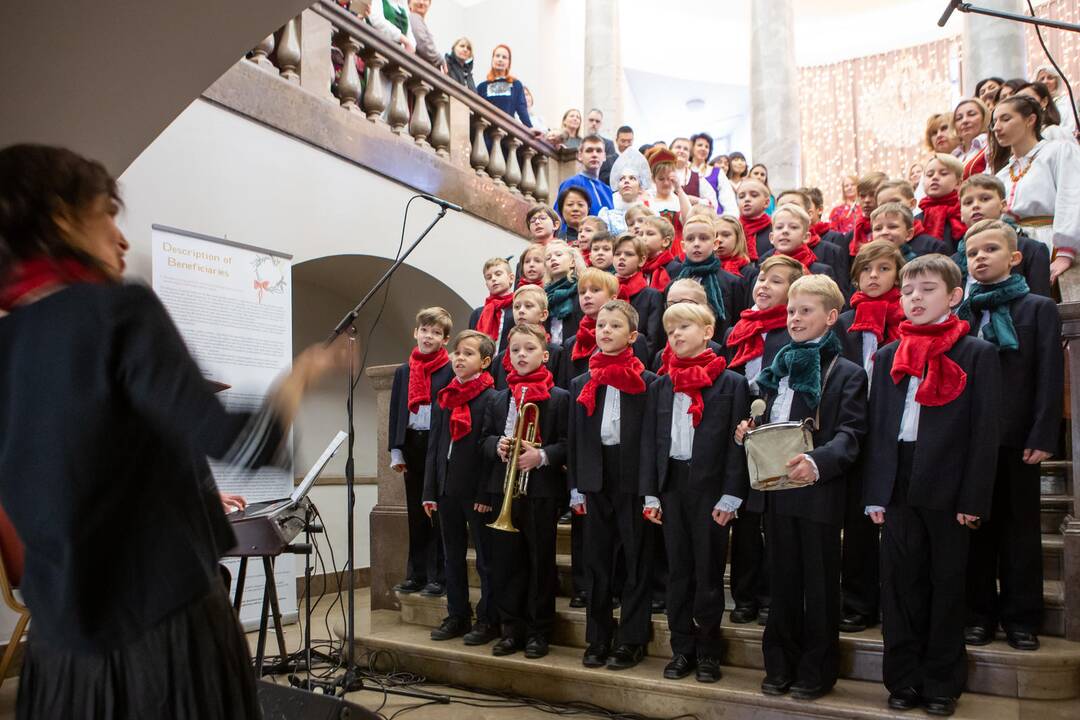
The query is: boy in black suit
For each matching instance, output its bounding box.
[468,257,516,354]
[864,254,1002,716]
[735,274,867,701]
[568,300,657,670]
[614,233,664,357]
[871,202,947,260]
[481,323,570,659]
[422,331,499,645]
[957,174,1052,298]
[724,254,802,626]
[389,307,454,597]
[876,181,949,258]
[674,215,745,340]
[641,303,750,683]
[832,171,888,259]
[641,216,682,291]
[492,286,563,389]
[959,221,1062,652]
[766,190,850,286]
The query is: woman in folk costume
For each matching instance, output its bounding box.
[644,147,691,259]
[601,148,652,237]
[952,97,991,179]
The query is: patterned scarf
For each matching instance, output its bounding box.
[756,331,843,409]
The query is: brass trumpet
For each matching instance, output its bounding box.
[488,393,540,533]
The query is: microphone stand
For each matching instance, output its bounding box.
[322,201,451,704]
[942,2,1080,33]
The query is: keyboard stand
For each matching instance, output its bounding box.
[233,554,289,676]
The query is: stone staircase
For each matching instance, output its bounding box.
[357,460,1080,718]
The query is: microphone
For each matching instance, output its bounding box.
[418,193,462,212]
[750,398,767,426]
[938,0,962,27]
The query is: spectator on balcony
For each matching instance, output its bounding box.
[478,45,531,127]
[445,37,476,92]
[409,0,443,70]
[368,0,416,54]
[585,109,619,186]
[525,87,548,136]
[548,110,583,151]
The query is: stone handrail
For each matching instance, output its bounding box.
[1057,269,1080,641]
[244,1,572,211]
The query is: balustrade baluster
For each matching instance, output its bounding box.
[535,158,550,203]
[504,139,523,192]
[409,82,433,147]
[334,32,362,113]
[520,149,537,201]
[487,128,507,185]
[387,67,411,133]
[275,18,301,82]
[362,52,389,122]
[470,118,490,176]
[430,93,451,159]
[249,33,276,70]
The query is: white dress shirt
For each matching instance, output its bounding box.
[996,139,1080,258]
[388,403,432,467]
[600,388,621,446]
[669,392,694,460]
[550,316,564,345]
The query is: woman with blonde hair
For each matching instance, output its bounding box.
[548,109,583,151]
[952,97,991,178]
[444,36,476,91]
[828,175,861,234]
[924,113,958,155]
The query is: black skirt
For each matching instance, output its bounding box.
[16,586,258,720]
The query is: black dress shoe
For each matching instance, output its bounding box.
[963,625,993,645]
[463,621,498,646]
[1006,630,1040,651]
[569,592,588,609]
[790,681,830,700]
[606,643,645,670]
[559,510,572,524]
[419,582,446,597]
[729,605,758,624]
[923,696,957,717]
[524,636,549,659]
[612,596,621,609]
[887,686,922,711]
[757,607,770,626]
[393,578,425,594]
[582,642,610,668]
[429,616,468,641]
[839,612,874,633]
[663,654,696,679]
[492,636,523,656]
[760,675,794,696]
[695,656,722,683]
[651,598,666,614]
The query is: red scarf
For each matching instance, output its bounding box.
[571,315,598,361]
[576,346,646,416]
[912,219,926,237]
[642,250,675,290]
[476,292,513,341]
[516,276,543,289]
[918,192,966,244]
[506,365,554,444]
[721,254,750,276]
[581,247,592,266]
[848,216,873,257]
[437,373,495,441]
[807,231,821,249]
[667,349,728,426]
[617,271,647,302]
[726,304,788,368]
[407,347,450,413]
[811,221,832,238]
[849,288,905,344]
[740,215,771,261]
[890,315,970,407]
[0,256,105,311]
[779,243,817,271]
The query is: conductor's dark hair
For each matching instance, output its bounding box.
[0,144,121,284]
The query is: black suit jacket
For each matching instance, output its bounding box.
[639,371,750,504]
[423,387,497,503]
[968,293,1061,451]
[568,371,657,494]
[910,233,949,256]
[1018,236,1052,298]
[837,310,867,368]
[388,361,454,451]
[759,244,850,296]
[913,212,960,252]
[469,305,515,353]
[649,340,723,373]
[546,300,583,346]
[559,333,651,388]
[668,268,745,340]
[492,343,563,391]
[743,356,867,524]
[822,229,848,248]
[722,326,793,389]
[753,226,774,260]
[628,286,665,358]
[862,335,1002,517]
[481,387,570,499]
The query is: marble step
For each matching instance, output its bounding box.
[363,611,1080,719]
[464,550,1067,637]
[396,590,1080,701]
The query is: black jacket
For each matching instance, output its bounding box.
[423,386,497,503]
[862,335,1001,517]
[627,286,664,359]
[722,325,793,393]
[567,371,657,493]
[668,268,746,341]
[760,242,851,296]
[546,302,583,347]
[469,305,515,354]
[481,388,571,499]
[910,233,949,256]
[1018,236,1052,298]
[968,293,1061,451]
[445,52,476,92]
[639,371,750,503]
[743,356,867,524]
[388,360,454,450]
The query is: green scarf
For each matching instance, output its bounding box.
[957,273,1028,350]
[899,243,917,262]
[676,255,726,321]
[756,331,842,409]
[545,277,577,320]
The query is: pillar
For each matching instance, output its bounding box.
[365,363,407,612]
[750,0,800,191]
[962,0,1027,95]
[584,0,623,131]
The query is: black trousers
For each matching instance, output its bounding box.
[730,507,770,610]
[651,524,667,602]
[490,496,561,641]
[403,430,444,584]
[881,443,970,699]
[763,508,842,688]
[583,445,654,646]
[841,463,879,618]
[571,512,587,595]
[966,446,1043,633]
[661,461,728,658]
[439,494,498,625]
